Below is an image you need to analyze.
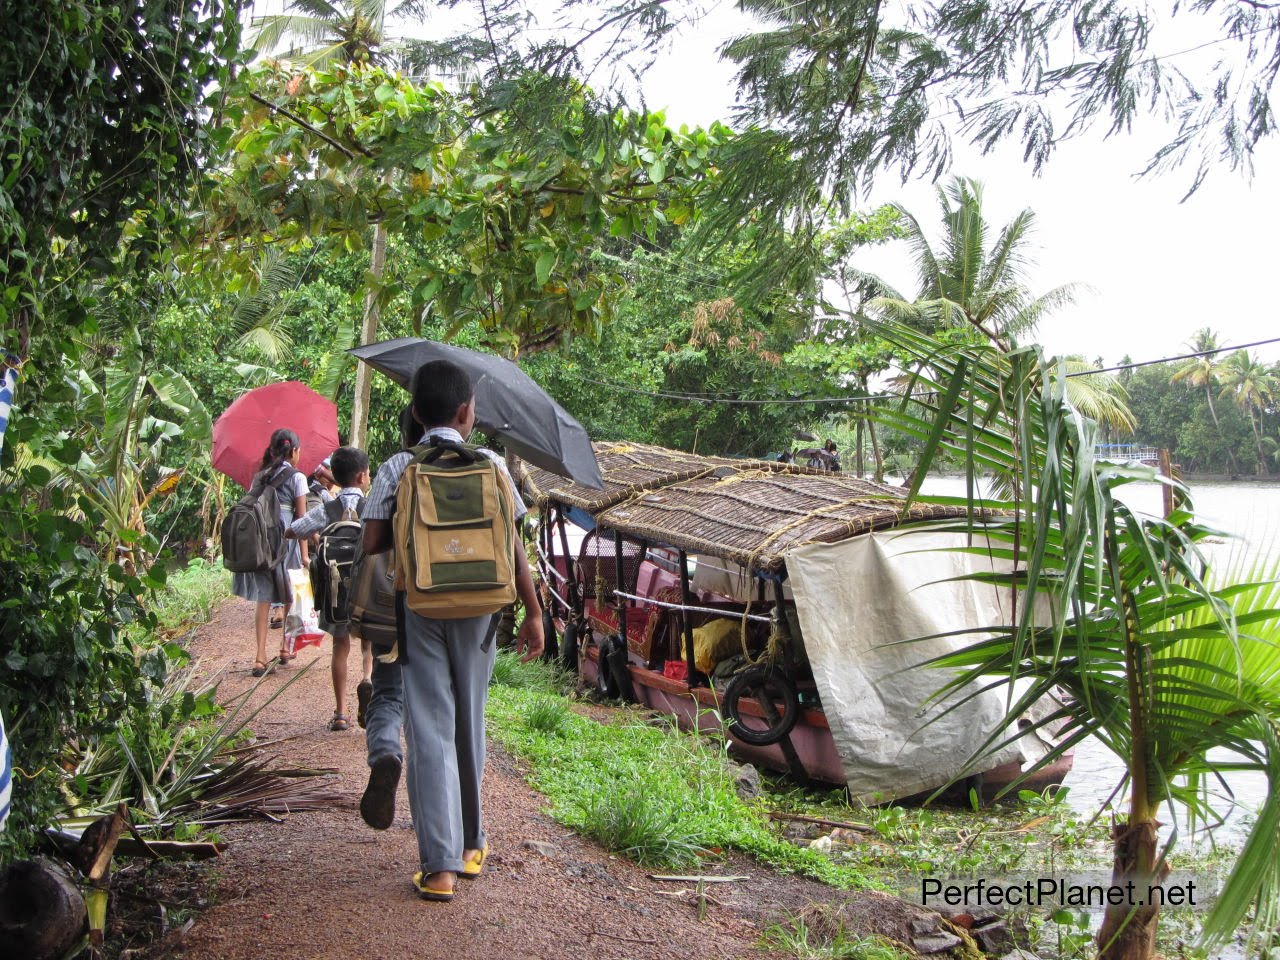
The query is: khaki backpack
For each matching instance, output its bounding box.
[392,439,518,619]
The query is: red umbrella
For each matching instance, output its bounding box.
[211,381,339,489]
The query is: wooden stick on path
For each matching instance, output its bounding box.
[766,810,876,833]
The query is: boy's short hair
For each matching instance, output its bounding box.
[412,360,473,428]
[329,446,369,487]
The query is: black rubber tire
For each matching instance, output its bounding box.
[722,664,800,746]
[594,635,621,698]
[605,633,638,703]
[540,606,559,662]
[560,618,580,672]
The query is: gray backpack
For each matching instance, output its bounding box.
[348,545,398,656]
[221,468,295,573]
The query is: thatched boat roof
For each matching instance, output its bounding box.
[524,442,973,572]
[522,441,796,512]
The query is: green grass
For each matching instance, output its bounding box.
[760,911,914,960]
[486,651,874,886]
[488,648,574,692]
[149,557,231,634]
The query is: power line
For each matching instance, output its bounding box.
[1075,336,1280,377]
[574,336,1280,407]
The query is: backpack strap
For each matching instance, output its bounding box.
[413,436,482,466]
[322,497,346,526]
[265,464,299,490]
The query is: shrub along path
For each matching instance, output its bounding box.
[175,599,788,960]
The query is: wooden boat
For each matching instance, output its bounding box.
[524,442,1074,804]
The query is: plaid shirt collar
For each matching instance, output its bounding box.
[416,426,466,445]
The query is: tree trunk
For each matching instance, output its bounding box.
[1250,410,1269,476]
[1095,817,1167,960]
[855,405,864,477]
[0,859,87,960]
[349,219,388,449]
[1098,575,1167,960]
[868,414,884,483]
[1205,388,1239,473]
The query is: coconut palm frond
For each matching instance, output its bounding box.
[864,315,1280,955]
[250,14,336,53]
[979,207,1035,294]
[1006,282,1081,338]
[229,251,300,364]
[313,323,356,401]
[1054,359,1136,434]
[880,176,1075,348]
[235,325,295,364]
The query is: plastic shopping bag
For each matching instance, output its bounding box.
[284,567,326,655]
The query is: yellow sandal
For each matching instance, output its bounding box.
[413,871,455,901]
[459,845,488,879]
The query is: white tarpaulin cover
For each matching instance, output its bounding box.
[787,529,1047,803]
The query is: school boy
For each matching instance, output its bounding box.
[286,446,374,731]
[360,360,543,902]
[357,406,416,827]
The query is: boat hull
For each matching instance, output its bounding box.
[580,643,1073,803]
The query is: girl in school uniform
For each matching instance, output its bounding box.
[231,428,309,676]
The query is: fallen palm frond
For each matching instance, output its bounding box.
[52,654,341,841]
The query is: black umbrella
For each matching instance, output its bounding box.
[349,338,604,490]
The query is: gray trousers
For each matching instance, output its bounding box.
[400,608,499,874]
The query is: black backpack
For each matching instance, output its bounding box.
[221,468,295,573]
[309,496,363,626]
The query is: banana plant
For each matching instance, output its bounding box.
[57,334,211,567]
[871,320,1280,960]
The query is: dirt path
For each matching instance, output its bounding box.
[174,600,806,960]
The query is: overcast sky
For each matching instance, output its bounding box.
[636,3,1280,370]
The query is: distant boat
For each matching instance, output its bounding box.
[1094,443,1161,466]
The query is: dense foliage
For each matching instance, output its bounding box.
[0,0,246,854]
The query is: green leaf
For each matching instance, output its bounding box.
[535,252,556,287]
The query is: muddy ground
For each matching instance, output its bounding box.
[146,600,972,960]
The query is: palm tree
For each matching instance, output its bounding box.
[250,0,393,69]
[1170,328,1237,471]
[1218,349,1275,475]
[248,0,396,449]
[871,177,1135,436]
[1171,328,1224,426]
[871,318,1280,960]
[872,176,1079,350]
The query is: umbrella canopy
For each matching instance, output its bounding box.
[212,381,339,489]
[348,338,603,490]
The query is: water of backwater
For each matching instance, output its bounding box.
[915,476,1280,849]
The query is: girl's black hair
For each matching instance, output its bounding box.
[399,404,418,449]
[259,428,301,474]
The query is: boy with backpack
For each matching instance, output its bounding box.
[360,360,542,903]
[286,446,374,731]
